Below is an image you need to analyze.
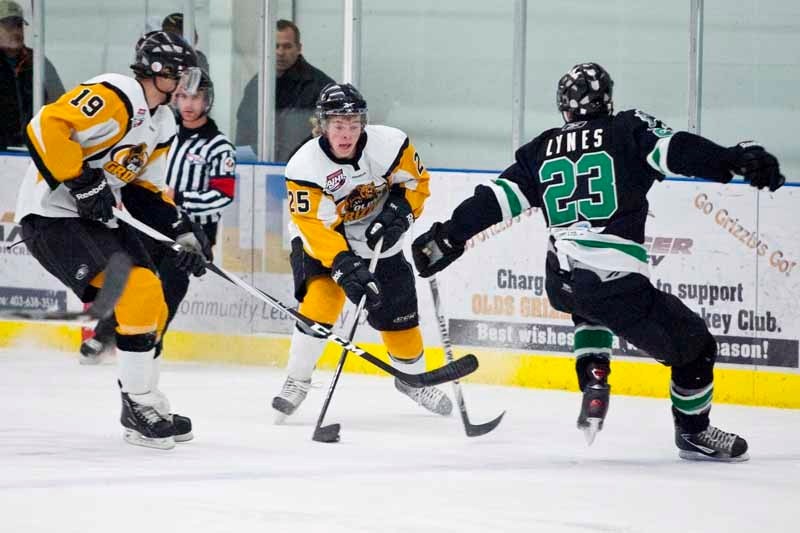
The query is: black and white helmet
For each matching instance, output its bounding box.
[556,62,614,120]
[131,30,198,80]
[316,82,368,125]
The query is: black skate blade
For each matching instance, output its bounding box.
[464,410,506,437]
[581,418,602,446]
[678,450,750,463]
[312,423,341,443]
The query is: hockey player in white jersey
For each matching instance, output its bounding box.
[15,31,209,450]
[272,82,453,420]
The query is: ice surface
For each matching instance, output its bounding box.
[1,348,798,533]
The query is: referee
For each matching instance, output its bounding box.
[80,71,236,363]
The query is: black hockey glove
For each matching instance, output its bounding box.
[64,166,116,222]
[366,190,414,251]
[411,221,466,278]
[725,141,785,192]
[331,250,382,310]
[173,214,211,277]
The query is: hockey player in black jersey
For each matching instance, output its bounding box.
[412,62,785,462]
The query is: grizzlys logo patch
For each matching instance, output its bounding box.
[338,182,387,222]
[103,143,149,183]
[325,169,346,192]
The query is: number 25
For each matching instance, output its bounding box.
[288,190,310,213]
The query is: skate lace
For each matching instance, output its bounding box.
[133,403,163,427]
[280,378,311,403]
[698,426,737,452]
[411,386,446,410]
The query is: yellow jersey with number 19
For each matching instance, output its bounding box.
[15,72,176,223]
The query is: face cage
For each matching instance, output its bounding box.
[148,58,200,87]
[172,86,214,116]
[319,111,368,133]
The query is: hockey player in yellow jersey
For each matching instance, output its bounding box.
[14,31,209,450]
[273,83,453,420]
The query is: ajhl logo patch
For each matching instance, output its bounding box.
[325,169,346,192]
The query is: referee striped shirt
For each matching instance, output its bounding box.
[165,117,236,225]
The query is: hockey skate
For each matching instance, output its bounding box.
[675,424,749,462]
[395,378,453,416]
[150,389,194,443]
[272,376,312,423]
[576,357,610,445]
[120,391,176,450]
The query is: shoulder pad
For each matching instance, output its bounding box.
[363,125,409,166]
[82,73,147,111]
[285,138,328,187]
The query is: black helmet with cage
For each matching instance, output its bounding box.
[315,82,368,128]
[556,62,614,121]
[131,30,199,94]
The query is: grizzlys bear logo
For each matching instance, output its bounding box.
[103,143,149,183]
[338,182,386,222]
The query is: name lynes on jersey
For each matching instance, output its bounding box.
[545,126,604,157]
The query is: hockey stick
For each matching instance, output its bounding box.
[112,207,478,387]
[429,276,505,437]
[312,238,382,443]
[1,252,132,322]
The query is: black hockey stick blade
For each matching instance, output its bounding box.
[312,423,341,443]
[1,252,131,322]
[396,353,479,388]
[463,410,506,437]
[87,252,133,318]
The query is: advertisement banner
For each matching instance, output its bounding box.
[413,172,799,371]
[1,154,797,374]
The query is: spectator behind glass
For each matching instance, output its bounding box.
[0,0,64,150]
[235,19,334,162]
[162,12,210,73]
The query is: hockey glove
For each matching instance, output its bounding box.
[173,214,211,277]
[331,250,382,310]
[64,166,116,222]
[726,141,785,192]
[411,221,466,278]
[366,190,414,251]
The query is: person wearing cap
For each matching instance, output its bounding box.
[0,0,63,150]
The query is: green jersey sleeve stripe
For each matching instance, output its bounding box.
[486,180,512,219]
[571,238,649,263]
[646,136,675,176]
[488,178,530,219]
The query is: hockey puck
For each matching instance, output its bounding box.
[312,423,341,443]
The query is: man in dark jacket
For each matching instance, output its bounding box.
[0,0,64,149]
[235,19,334,161]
